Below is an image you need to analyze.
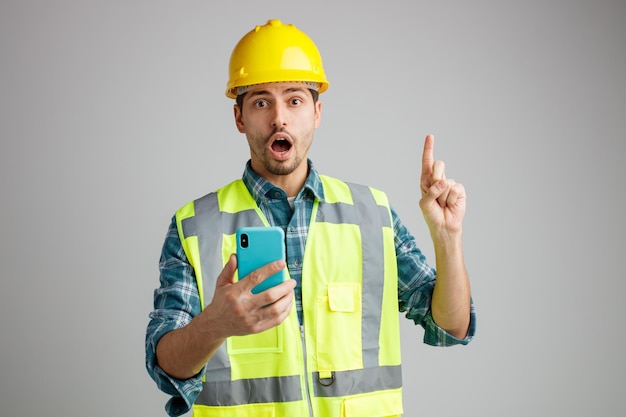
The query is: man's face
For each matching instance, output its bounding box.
[234,82,322,180]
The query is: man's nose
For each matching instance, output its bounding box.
[271,103,287,128]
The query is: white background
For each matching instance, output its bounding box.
[1,1,625,416]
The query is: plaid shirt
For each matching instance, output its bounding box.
[146,160,476,417]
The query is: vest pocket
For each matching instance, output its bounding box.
[342,389,404,417]
[316,283,362,370]
[194,403,275,416]
[227,325,283,354]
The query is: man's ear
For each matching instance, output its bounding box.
[234,104,245,133]
[314,100,322,129]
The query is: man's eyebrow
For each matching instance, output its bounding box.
[247,89,270,98]
[283,87,308,94]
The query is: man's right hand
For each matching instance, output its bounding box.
[155,253,295,380]
[198,253,296,339]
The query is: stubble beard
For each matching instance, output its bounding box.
[256,128,309,176]
[262,151,303,176]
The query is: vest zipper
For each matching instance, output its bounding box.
[301,325,315,416]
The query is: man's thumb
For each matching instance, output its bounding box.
[215,253,237,288]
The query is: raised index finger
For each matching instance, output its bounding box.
[421,134,435,179]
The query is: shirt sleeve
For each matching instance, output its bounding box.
[392,207,476,346]
[145,216,205,417]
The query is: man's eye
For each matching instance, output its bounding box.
[291,98,302,105]
[254,101,267,108]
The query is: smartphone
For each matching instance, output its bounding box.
[236,226,287,294]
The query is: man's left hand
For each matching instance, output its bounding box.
[419,134,466,238]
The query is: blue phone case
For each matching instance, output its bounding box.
[236,226,286,294]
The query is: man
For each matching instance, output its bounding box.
[146,19,475,417]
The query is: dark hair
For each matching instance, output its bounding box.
[236,88,319,114]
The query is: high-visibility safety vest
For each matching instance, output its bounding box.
[175,175,404,417]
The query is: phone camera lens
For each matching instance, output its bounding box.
[241,233,249,248]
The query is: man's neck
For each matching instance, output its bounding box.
[251,161,309,198]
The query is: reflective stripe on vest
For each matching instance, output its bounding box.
[194,365,402,406]
[176,177,402,414]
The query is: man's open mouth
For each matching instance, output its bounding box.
[271,137,292,153]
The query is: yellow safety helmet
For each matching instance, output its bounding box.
[226,19,329,98]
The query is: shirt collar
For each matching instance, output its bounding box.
[242,159,325,203]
